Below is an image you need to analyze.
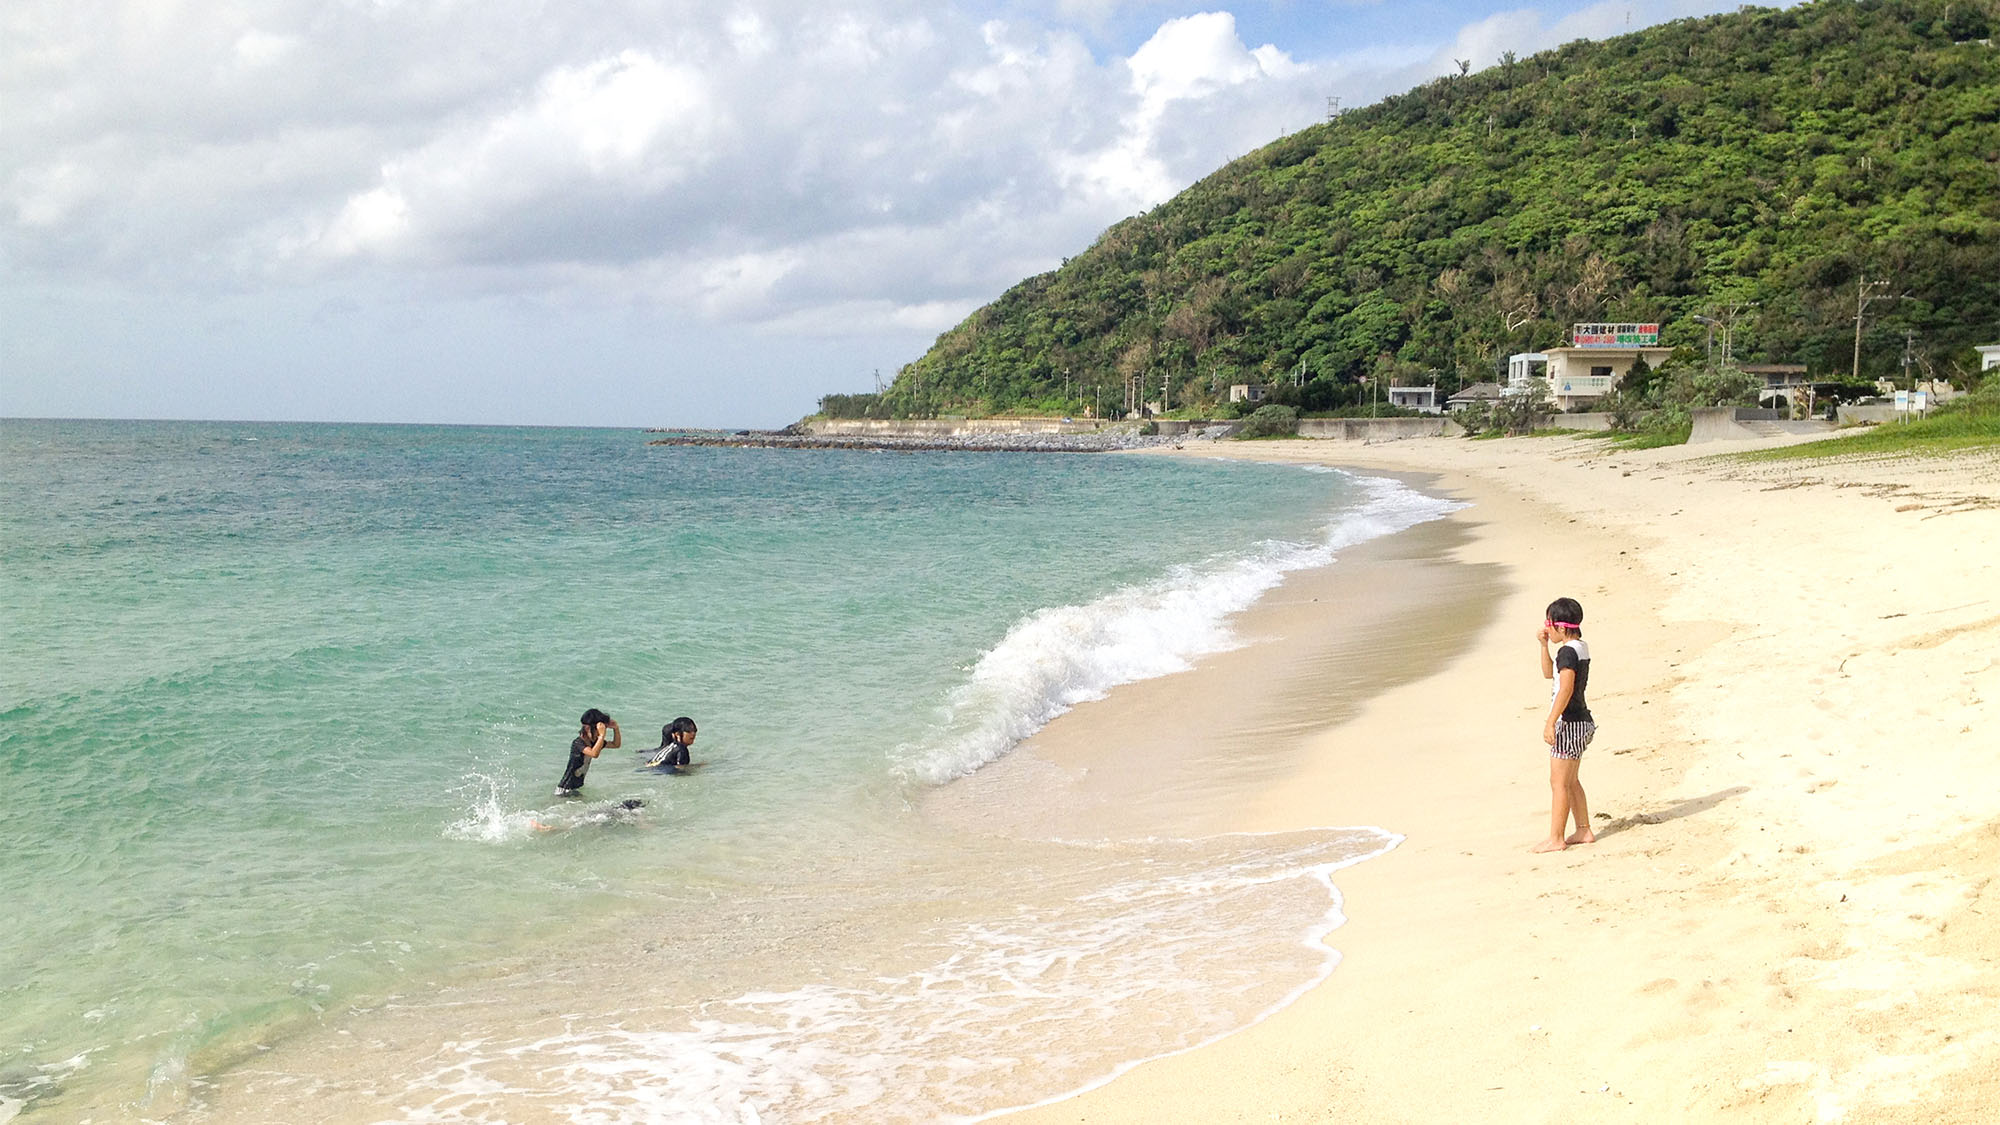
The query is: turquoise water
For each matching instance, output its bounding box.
[0,420,1451,1122]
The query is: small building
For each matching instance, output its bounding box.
[1228,384,1269,404]
[1978,344,2000,372]
[1741,363,1810,407]
[1509,323,1674,410]
[1447,382,1504,409]
[1387,385,1439,413]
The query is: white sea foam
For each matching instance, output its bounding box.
[442,772,543,843]
[897,472,1461,783]
[369,828,1398,1125]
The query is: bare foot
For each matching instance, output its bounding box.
[1531,839,1568,853]
[1565,830,1597,845]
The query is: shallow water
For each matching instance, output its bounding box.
[0,420,1454,1121]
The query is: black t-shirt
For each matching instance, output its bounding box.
[557,736,593,791]
[1555,640,1593,723]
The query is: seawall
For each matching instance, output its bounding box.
[1295,417,1463,440]
[804,417,1134,438]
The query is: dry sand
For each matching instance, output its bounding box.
[996,433,2000,1124]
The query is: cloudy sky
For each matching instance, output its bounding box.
[3,0,1752,427]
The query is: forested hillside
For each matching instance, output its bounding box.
[846,0,2000,419]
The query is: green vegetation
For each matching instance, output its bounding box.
[817,393,885,419]
[1237,404,1300,438]
[854,0,2000,421]
[1606,421,1697,449]
[1736,375,2000,457]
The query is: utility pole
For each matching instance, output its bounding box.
[1694,314,1716,367]
[1902,329,1917,391]
[1852,274,1894,382]
[1708,301,1758,367]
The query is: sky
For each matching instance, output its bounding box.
[3,0,1757,428]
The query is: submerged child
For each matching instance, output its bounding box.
[1532,597,1596,853]
[555,708,621,796]
[531,798,644,832]
[642,717,698,772]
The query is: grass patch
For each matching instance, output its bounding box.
[1566,422,1690,448]
[1735,399,2000,461]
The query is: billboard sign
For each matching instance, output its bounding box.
[1572,322,1660,347]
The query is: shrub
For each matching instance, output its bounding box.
[1452,401,1494,436]
[1237,404,1299,438]
[818,393,883,419]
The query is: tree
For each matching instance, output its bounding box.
[1492,379,1555,435]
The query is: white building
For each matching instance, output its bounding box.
[1508,323,1675,411]
[1386,385,1439,413]
[1228,384,1269,404]
[1977,344,2000,372]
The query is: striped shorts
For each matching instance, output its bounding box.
[1551,719,1597,760]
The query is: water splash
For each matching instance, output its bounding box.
[442,772,541,844]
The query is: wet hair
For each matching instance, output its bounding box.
[1545,597,1584,636]
[649,717,699,753]
[579,708,611,736]
[620,798,644,810]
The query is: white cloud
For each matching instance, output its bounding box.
[9,157,95,227]
[1127,11,1292,110]
[305,49,717,262]
[230,29,299,71]
[2,0,1755,339]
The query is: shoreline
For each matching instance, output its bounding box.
[997,434,2000,1123]
[922,501,1500,844]
[161,452,1464,1125]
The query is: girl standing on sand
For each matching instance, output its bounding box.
[1533,597,1596,853]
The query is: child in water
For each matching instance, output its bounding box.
[1533,597,1596,853]
[531,798,644,832]
[643,717,698,772]
[555,708,621,796]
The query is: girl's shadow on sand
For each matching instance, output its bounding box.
[1594,786,1750,840]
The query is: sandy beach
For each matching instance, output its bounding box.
[992,432,2000,1123]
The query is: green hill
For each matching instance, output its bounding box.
[843,0,2000,420]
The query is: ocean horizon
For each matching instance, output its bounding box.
[1,419,1454,1122]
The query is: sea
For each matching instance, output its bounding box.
[0,420,1456,1123]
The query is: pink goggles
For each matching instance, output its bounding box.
[1544,620,1580,630]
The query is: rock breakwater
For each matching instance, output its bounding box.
[647,429,1215,454]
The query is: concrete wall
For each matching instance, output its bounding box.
[1688,407,1754,443]
[1837,405,1898,425]
[1296,417,1463,440]
[1691,407,1838,442]
[1554,412,1616,431]
[805,417,1127,438]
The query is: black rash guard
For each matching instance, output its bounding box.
[1554,640,1593,723]
[557,736,594,792]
